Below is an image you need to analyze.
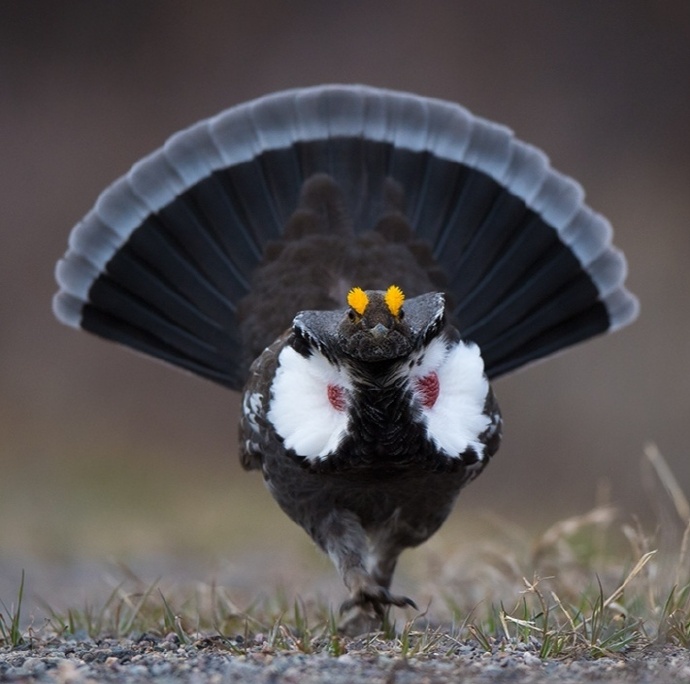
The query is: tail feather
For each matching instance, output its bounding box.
[250,146,304,226]
[81,304,241,387]
[405,155,467,250]
[68,214,123,270]
[479,278,604,358]
[604,288,639,332]
[156,190,252,293]
[85,278,220,360]
[53,85,638,389]
[446,190,529,297]
[215,160,285,246]
[487,306,609,378]
[433,166,506,270]
[164,121,221,186]
[183,173,263,273]
[109,219,237,323]
[94,176,151,242]
[454,213,565,324]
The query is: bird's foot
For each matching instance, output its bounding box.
[339,586,417,617]
[337,584,417,635]
[337,590,417,636]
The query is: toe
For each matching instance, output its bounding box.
[388,593,418,610]
[340,586,417,614]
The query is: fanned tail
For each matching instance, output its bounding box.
[54,85,638,388]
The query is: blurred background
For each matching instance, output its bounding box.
[1,1,688,618]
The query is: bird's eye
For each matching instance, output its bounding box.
[347,310,357,321]
[398,309,405,320]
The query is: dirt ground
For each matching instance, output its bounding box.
[2,634,690,683]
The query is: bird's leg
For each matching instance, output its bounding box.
[315,510,416,635]
[368,546,400,591]
[366,533,418,611]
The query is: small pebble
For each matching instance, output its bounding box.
[0,636,687,683]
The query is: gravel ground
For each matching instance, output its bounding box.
[2,634,690,683]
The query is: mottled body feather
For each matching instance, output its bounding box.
[53,85,637,633]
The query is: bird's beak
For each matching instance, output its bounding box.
[369,323,389,339]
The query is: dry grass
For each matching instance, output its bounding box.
[2,445,690,660]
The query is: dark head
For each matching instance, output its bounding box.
[293,286,447,365]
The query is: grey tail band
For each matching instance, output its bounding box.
[53,84,639,389]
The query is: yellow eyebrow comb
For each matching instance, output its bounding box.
[347,287,369,315]
[384,285,405,317]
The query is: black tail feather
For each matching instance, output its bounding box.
[485,305,610,378]
[54,85,638,388]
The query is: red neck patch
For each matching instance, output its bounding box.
[327,384,347,412]
[415,372,440,408]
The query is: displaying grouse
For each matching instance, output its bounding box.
[53,85,638,633]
